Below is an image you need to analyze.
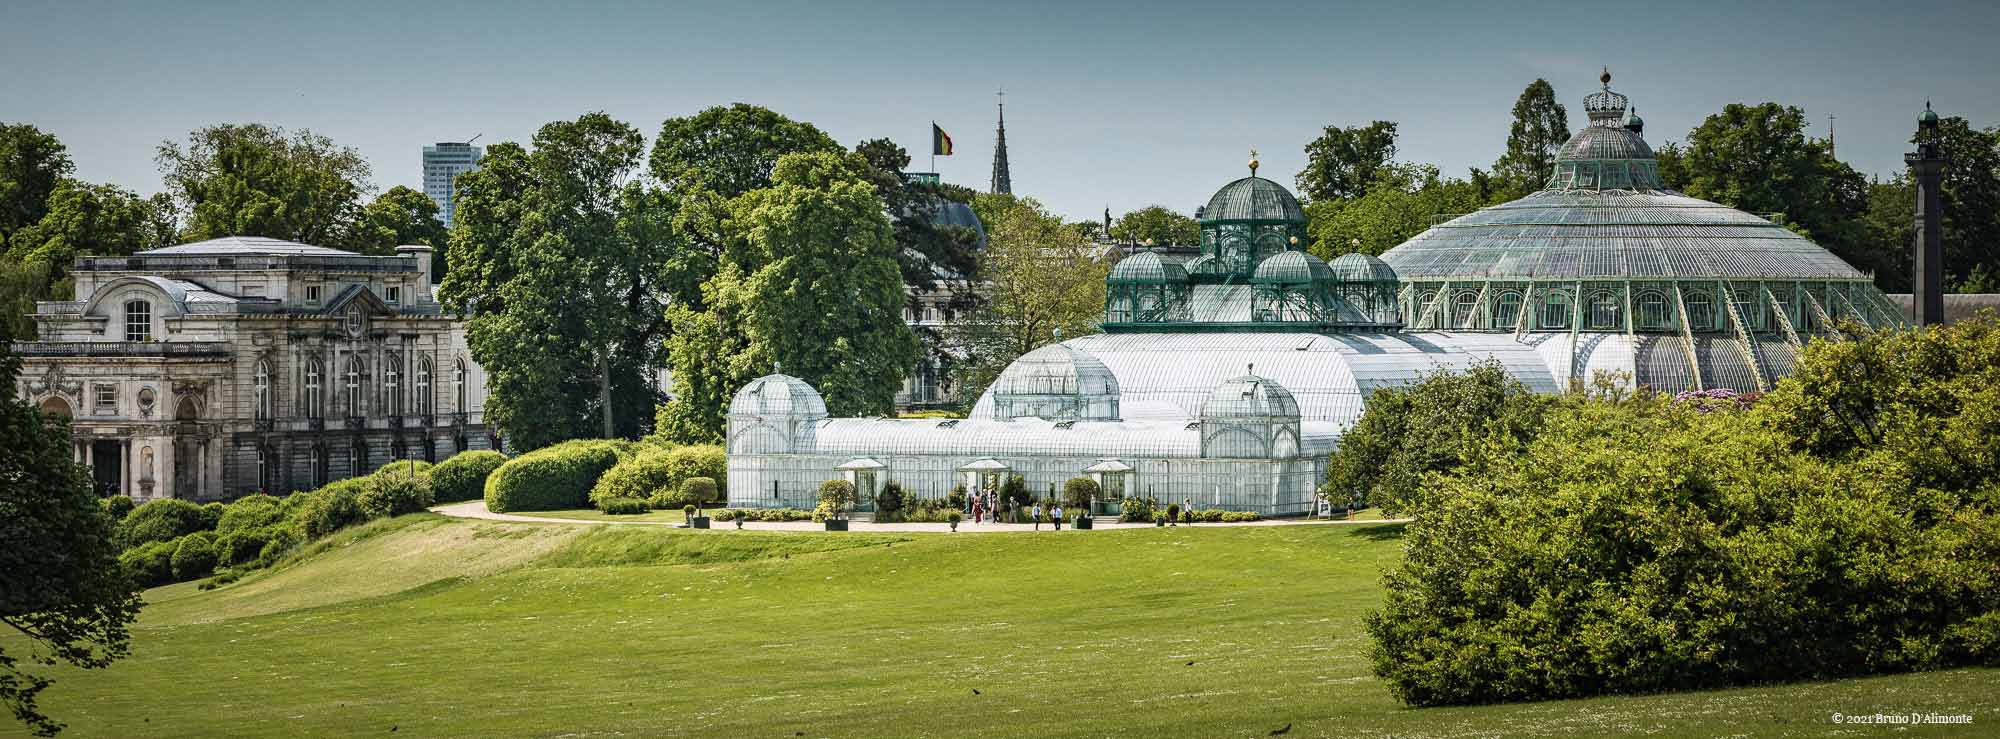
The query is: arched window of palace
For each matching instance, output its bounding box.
[254,360,273,420]
[124,299,152,341]
[415,355,433,416]
[454,358,468,411]
[344,357,364,415]
[304,358,324,418]
[384,352,402,415]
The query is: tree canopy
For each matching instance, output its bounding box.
[0,124,73,243]
[946,194,1108,411]
[0,336,142,736]
[1296,121,1398,203]
[649,104,841,200]
[350,185,446,263]
[1305,164,1493,258]
[1491,79,1569,198]
[1109,205,1198,247]
[155,123,372,247]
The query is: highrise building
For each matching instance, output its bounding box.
[422,141,483,228]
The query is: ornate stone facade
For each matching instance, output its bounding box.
[11,236,496,501]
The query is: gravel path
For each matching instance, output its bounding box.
[429,500,1408,533]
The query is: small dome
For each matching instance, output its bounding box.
[1920,101,1940,124]
[1328,252,1398,283]
[1202,177,1306,224]
[1557,124,1656,161]
[931,199,987,249]
[729,372,828,419]
[1109,251,1188,284]
[1251,250,1334,285]
[990,343,1120,421]
[1200,369,1300,421]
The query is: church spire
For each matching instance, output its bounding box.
[990,89,1012,195]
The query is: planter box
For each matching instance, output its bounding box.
[1074,516,1093,530]
[690,516,711,529]
[824,519,849,532]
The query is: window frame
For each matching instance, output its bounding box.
[124,299,152,341]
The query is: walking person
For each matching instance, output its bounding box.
[1032,502,1044,531]
[1052,504,1063,531]
[971,495,983,525]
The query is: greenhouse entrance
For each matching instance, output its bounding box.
[958,458,1011,503]
[1083,459,1132,516]
[836,458,885,512]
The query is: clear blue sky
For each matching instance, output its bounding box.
[4,0,1996,223]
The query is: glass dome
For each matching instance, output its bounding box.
[988,344,1122,421]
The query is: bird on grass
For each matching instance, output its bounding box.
[1186,661,1196,666]
[971,688,982,695]
[1269,723,1291,736]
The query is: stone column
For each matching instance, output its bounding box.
[162,439,176,499]
[118,439,131,498]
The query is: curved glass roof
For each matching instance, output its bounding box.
[1252,250,1334,285]
[1108,251,1188,284]
[1329,253,1399,283]
[1201,176,1306,223]
[1201,370,1301,420]
[730,373,828,418]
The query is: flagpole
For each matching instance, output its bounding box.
[930,120,936,173]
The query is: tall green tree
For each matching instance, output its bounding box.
[155,124,371,246]
[946,195,1109,411]
[6,180,175,277]
[0,124,73,243]
[350,185,446,265]
[1109,205,1199,246]
[1306,164,1493,258]
[1491,79,1570,198]
[656,151,916,442]
[441,113,685,449]
[0,336,143,737]
[1296,121,1398,203]
[649,103,840,200]
[0,260,51,341]
[1678,103,1894,287]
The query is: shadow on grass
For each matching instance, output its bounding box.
[1351,522,1407,542]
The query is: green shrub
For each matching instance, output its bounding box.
[430,450,507,503]
[1220,511,1261,522]
[947,510,963,526]
[171,532,219,580]
[1323,360,1553,516]
[592,445,708,509]
[1165,503,1180,524]
[711,508,736,521]
[118,539,176,587]
[1001,474,1030,512]
[718,507,813,522]
[947,484,967,511]
[215,527,274,567]
[874,481,906,522]
[291,485,367,539]
[600,497,650,515]
[359,470,435,518]
[1063,477,1098,511]
[680,477,719,510]
[117,498,213,550]
[99,495,135,521]
[817,479,856,520]
[258,526,304,565]
[1119,496,1158,523]
[216,494,284,534]
[487,439,624,512]
[200,501,226,529]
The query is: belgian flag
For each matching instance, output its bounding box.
[932,123,953,156]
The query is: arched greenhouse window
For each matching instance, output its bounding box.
[1637,291,1669,330]
[304,358,324,418]
[1586,291,1621,330]
[1542,292,1573,330]
[1684,290,1714,331]
[1493,291,1523,329]
[1453,292,1480,329]
[124,299,152,341]
[415,355,433,416]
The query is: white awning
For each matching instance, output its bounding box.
[835,457,887,471]
[1082,459,1132,473]
[957,458,1011,472]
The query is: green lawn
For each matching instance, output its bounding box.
[17,519,1999,737]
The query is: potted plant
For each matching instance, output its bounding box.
[947,509,963,532]
[1166,503,1180,527]
[1064,477,1097,530]
[1154,511,1166,527]
[681,477,717,528]
[734,510,744,529]
[818,479,856,531]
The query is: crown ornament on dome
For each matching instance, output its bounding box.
[1583,67,1631,126]
[1248,148,1260,177]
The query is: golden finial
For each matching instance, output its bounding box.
[1288,235,1299,247]
[1248,148,1260,176]
[1600,66,1612,88]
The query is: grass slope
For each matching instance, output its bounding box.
[19,520,2000,738]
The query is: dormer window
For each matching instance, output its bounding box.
[124,300,152,341]
[386,285,401,305]
[307,285,322,304]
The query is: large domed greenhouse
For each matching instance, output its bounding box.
[725,71,1904,516]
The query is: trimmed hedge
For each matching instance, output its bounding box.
[487,439,626,513]
[712,508,815,522]
[291,485,367,539]
[118,540,176,587]
[116,499,212,550]
[599,497,650,515]
[431,450,507,503]
[359,468,435,518]
[592,444,728,511]
[215,494,284,534]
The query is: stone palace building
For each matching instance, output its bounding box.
[11,236,495,502]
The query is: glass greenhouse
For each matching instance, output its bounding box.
[726,70,1903,515]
